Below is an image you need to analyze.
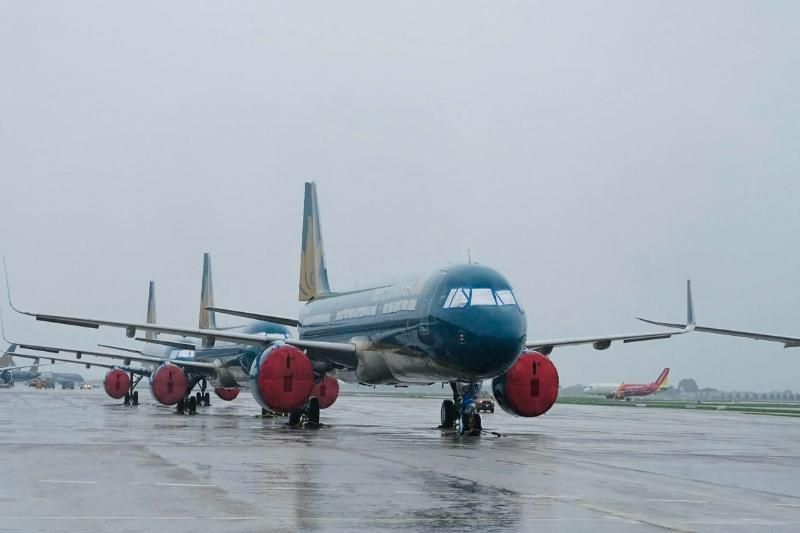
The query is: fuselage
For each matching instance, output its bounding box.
[298,264,527,384]
[146,264,526,389]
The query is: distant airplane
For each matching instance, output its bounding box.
[0,343,65,386]
[6,182,694,435]
[584,368,670,399]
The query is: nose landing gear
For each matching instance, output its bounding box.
[441,382,483,436]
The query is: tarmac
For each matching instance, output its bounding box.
[2,387,800,532]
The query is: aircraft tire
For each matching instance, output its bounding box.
[288,410,302,427]
[195,392,203,406]
[441,400,456,428]
[188,396,197,414]
[176,398,185,414]
[307,398,320,426]
[124,393,130,406]
[132,391,139,406]
[204,392,211,406]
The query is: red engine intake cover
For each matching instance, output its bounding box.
[251,344,314,413]
[214,387,240,401]
[103,369,130,399]
[311,375,339,409]
[492,351,559,417]
[149,363,188,406]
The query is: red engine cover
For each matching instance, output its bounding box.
[103,369,130,399]
[252,345,314,413]
[311,375,339,409]
[149,363,188,406]
[493,351,559,417]
[214,387,240,401]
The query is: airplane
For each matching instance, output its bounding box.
[3,254,292,413]
[0,344,52,387]
[583,368,670,400]
[6,182,695,435]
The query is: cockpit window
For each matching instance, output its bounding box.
[470,288,496,306]
[444,288,470,308]
[495,289,517,305]
[442,287,518,308]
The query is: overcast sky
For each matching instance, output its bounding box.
[1,2,798,390]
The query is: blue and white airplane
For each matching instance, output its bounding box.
[7,183,694,434]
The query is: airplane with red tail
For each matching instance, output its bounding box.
[583,368,671,400]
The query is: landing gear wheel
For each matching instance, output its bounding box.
[441,399,456,429]
[195,392,203,406]
[188,395,197,414]
[176,398,185,414]
[461,412,482,436]
[124,393,130,406]
[132,391,139,406]
[307,398,320,426]
[288,410,302,427]
[204,392,211,406]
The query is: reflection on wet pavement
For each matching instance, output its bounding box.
[1,388,800,532]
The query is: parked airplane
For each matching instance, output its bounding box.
[6,182,694,434]
[4,254,291,413]
[0,344,51,387]
[583,368,670,399]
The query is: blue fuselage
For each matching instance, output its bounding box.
[298,264,527,384]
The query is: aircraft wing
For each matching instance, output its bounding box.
[0,361,52,372]
[637,318,800,348]
[205,307,300,327]
[526,281,695,354]
[9,351,149,375]
[10,342,217,370]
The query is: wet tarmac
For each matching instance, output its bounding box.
[2,388,799,532]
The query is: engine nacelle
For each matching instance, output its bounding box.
[103,369,130,399]
[214,387,240,401]
[149,363,188,405]
[492,351,559,417]
[249,344,314,413]
[0,370,14,386]
[311,375,339,409]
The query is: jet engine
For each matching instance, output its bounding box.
[0,370,13,386]
[149,363,188,405]
[311,375,339,409]
[103,369,130,399]
[491,351,559,417]
[214,387,240,401]
[249,344,314,413]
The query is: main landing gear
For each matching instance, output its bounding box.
[123,373,142,406]
[176,395,197,415]
[288,397,321,428]
[441,382,483,436]
[195,379,211,407]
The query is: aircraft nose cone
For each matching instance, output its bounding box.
[434,305,526,378]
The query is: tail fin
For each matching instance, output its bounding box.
[654,368,670,389]
[0,343,16,368]
[199,252,217,329]
[145,280,158,340]
[299,182,331,301]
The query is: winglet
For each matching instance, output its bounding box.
[686,279,695,331]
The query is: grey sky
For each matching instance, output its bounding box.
[1,2,798,390]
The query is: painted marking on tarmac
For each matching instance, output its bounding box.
[772,503,800,508]
[154,483,217,488]
[38,480,97,485]
[644,498,708,504]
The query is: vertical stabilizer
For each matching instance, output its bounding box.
[0,343,16,368]
[654,368,670,389]
[145,280,158,340]
[299,182,331,301]
[199,253,217,329]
